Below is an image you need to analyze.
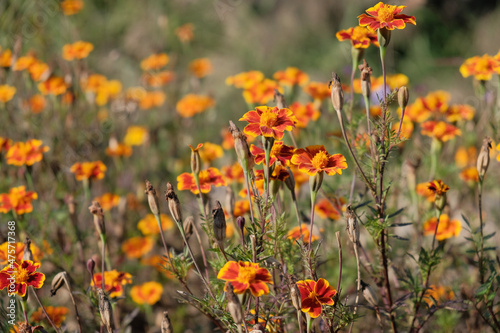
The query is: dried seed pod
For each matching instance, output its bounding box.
[226,283,244,325]
[290,283,301,312]
[229,121,254,171]
[161,311,173,333]
[50,271,69,296]
[398,86,409,110]
[361,280,379,307]
[89,201,105,235]
[212,201,226,244]
[165,182,183,223]
[346,205,359,245]
[97,288,114,333]
[477,137,493,180]
[22,237,34,261]
[359,59,373,99]
[183,216,194,242]
[329,73,344,114]
[274,89,288,109]
[145,180,160,216]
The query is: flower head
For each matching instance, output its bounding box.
[315,197,345,220]
[421,121,461,142]
[176,23,194,43]
[199,142,224,164]
[124,126,149,146]
[0,260,45,296]
[62,41,94,61]
[131,281,164,305]
[6,139,49,166]
[336,26,378,48]
[226,70,265,89]
[242,79,282,105]
[217,261,273,297]
[27,94,46,114]
[31,306,69,327]
[138,91,166,110]
[177,167,226,194]
[287,224,320,244]
[142,71,175,87]
[122,236,154,259]
[176,94,215,117]
[423,285,455,307]
[358,2,416,31]
[0,48,12,67]
[106,141,132,157]
[70,161,107,181]
[428,180,449,196]
[61,0,84,15]
[303,82,331,101]
[289,102,320,128]
[291,145,347,176]
[222,162,245,184]
[38,76,68,95]
[0,186,38,215]
[0,241,43,265]
[460,54,500,81]
[94,193,120,211]
[140,53,169,71]
[189,58,213,78]
[250,141,294,166]
[240,106,296,140]
[423,214,461,241]
[91,270,132,298]
[137,214,174,235]
[273,67,309,87]
[296,278,337,318]
[0,84,16,102]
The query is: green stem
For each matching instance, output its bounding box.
[478,179,485,283]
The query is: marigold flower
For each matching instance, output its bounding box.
[131,281,164,305]
[303,82,331,101]
[140,53,169,71]
[62,41,94,61]
[421,121,461,142]
[250,141,294,166]
[0,137,12,153]
[459,167,479,183]
[255,163,290,182]
[428,180,449,196]
[358,2,416,31]
[106,141,132,157]
[0,48,12,67]
[38,76,68,96]
[315,197,345,220]
[137,213,174,235]
[217,261,273,297]
[177,167,226,194]
[31,306,69,327]
[455,146,477,168]
[233,200,250,217]
[6,139,49,166]
[70,161,107,181]
[0,186,38,215]
[142,71,175,87]
[199,142,224,164]
[222,162,245,184]
[289,102,320,128]
[287,224,320,244]
[138,91,166,110]
[122,236,154,259]
[242,79,282,105]
[296,278,337,318]
[13,55,36,71]
[94,193,120,211]
[124,126,149,146]
[26,94,46,114]
[176,94,215,117]
[240,106,296,140]
[423,214,461,241]
[95,80,122,106]
[416,182,435,202]
[0,260,45,296]
[391,118,414,140]
[81,74,107,92]
[445,104,475,122]
[175,23,194,43]
[336,26,378,48]
[459,54,499,81]
[189,58,213,78]
[273,67,309,87]
[0,241,42,265]
[291,145,347,176]
[91,270,132,298]
[0,84,16,102]
[423,285,455,307]
[226,70,264,89]
[61,0,84,15]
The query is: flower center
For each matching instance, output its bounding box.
[378,6,394,22]
[238,265,256,282]
[260,109,278,128]
[352,26,366,40]
[15,266,29,284]
[311,151,329,170]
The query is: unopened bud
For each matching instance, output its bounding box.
[398,86,409,110]
[165,182,183,223]
[290,283,301,311]
[358,59,372,99]
[274,89,288,109]
[309,171,324,194]
[284,167,297,200]
[346,205,359,245]
[22,237,33,261]
[477,137,492,180]
[161,311,173,333]
[236,216,245,231]
[145,180,160,216]
[97,288,114,333]
[329,73,344,114]
[226,283,244,325]
[361,280,379,307]
[184,216,194,241]
[212,201,226,244]
[189,144,202,175]
[51,271,69,296]
[229,121,254,172]
[89,201,105,235]
[377,27,391,48]
[87,258,96,276]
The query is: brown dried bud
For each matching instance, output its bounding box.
[189,144,202,175]
[161,311,173,333]
[274,89,288,109]
[51,271,70,296]
[226,283,244,325]
[361,280,379,307]
[183,216,194,241]
[229,121,254,171]
[97,288,114,333]
[145,180,160,216]
[346,205,359,245]
[290,283,301,311]
[212,201,226,243]
[89,201,105,235]
[22,237,34,261]
[477,137,493,180]
[398,86,409,110]
[358,59,372,98]
[165,182,183,223]
[87,258,96,276]
[329,73,344,114]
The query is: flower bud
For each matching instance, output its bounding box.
[161,311,173,333]
[226,282,244,325]
[145,180,160,216]
[284,166,297,200]
[309,171,324,194]
[361,280,379,307]
[189,144,202,175]
[346,205,359,245]
[274,89,288,109]
[212,201,226,244]
[329,73,344,114]
[290,283,301,311]
[236,216,245,231]
[377,27,391,48]
[22,237,34,261]
[89,201,105,235]
[477,137,492,180]
[352,46,365,68]
[229,121,254,172]
[97,288,114,333]
[398,86,409,110]
[87,258,96,276]
[51,271,69,296]
[358,59,372,99]
[183,216,194,242]
[165,182,183,223]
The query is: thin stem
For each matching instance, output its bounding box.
[99,233,106,291]
[67,287,83,333]
[192,222,211,282]
[478,179,485,283]
[308,190,317,251]
[243,170,256,225]
[31,287,62,333]
[335,232,343,293]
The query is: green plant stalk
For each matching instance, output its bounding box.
[308,189,317,251]
[478,179,485,283]
[349,52,360,121]
[363,94,377,184]
[243,169,256,226]
[306,313,312,333]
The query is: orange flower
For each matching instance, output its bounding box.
[240,106,296,140]
[217,261,273,297]
[226,70,264,89]
[38,76,68,95]
[427,180,449,196]
[31,306,69,327]
[289,102,320,128]
[353,76,384,95]
[391,118,414,140]
[0,48,12,67]
[255,163,290,182]
[296,278,337,318]
[131,281,163,305]
[62,41,94,61]
[175,23,194,43]
[138,91,166,110]
[189,58,213,78]
[70,161,106,181]
[91,270,132,298]
[243,79,282,105]
[124,126,148,146]
[0,260,45,296]
[421,121,461,142]
[81,74,107,92]
[455,146,477,168]
[0,186,38,215]
[0,84,16,102]
[291,145,347,176]
[94,193,120,211]
[250,141,294,166]
[27,94,46,114]
[445,104,475,122]
[233,200,250,217]
[358,2,416,31]
[459,167,479,183]
[0,137,12,153]
[13,55,36,71]
[61,0,84,15]
[423,285,455,307]
[177,167,226,194]
[287,224,320,244]
[423,214,461,241]
[459,54,500,81]
[0,241,42,265]
[140,53,169,71]
[142,71,175,87]
[273,67,309,87]
[6,139,49,166]
[106,141,132,157]
[303,82,331,101]
[122,236,154,259]
[199,142,224,164]
[336,26,378,48]
[315,197,345,220]
[222,162,245,184]
[95,80,122,106]
[137,214,174,235]
[416,182,435,202]
[176,94,215,117]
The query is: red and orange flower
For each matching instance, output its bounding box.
[176,94,215,117]
[140,53,169,71]
[358,2,416,31]
[303,82,331,101]
[287,224,320,244]
[0,241,42,265]
[273,67,309,87]
[0,186,38,215]
[137,214,174,235]
[421,121,461,142]
[6,139,49,166]
[31,306,69,327]
[94,193,120,211]
[291,145,347,176]
[91,270,132,298]
[336,26,378,48]
[423,214,461,241]
[62,41,94,61]
[427,180,450,196]
[0,260,45,296]
[37,76,68,96]
[459,54,500,81]
[226,70,265,89]
[217,261,273,297]
[296,278,337,318]
[130,281,164,305]
[250,141,294,166]
[289,102,320,128]
[242,79,282,105]
[240,106,296,140]
[199,142,224,164]
[177,167,226,194]
[70,161,107,181]
[315,197,345,220]
[122,236,154,259]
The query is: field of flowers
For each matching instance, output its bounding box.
[1,0,500,332]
